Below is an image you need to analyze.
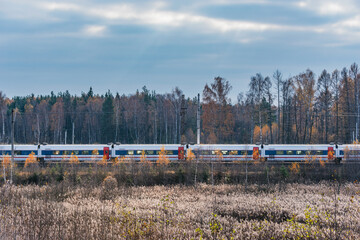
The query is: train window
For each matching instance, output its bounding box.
[53,151,60,155]
[136,150,142,155]
[306,151,311,155]
[241,151,248,155]
[296,151,305,155]
[92,150,99,155]
[316,151,323,155]
[146,150,154,155]
[82,150,90,155]
[202,151,210,155]
[14,151,21,155]
[221,151,228,155]
[63,151,70,155]
[128,150,134,155]
[72,151,79,155]
[230,150,238,155]
[286,151,294,155]
[276,151,284,155]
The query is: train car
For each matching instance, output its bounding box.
[337,144,360,161]
[113,144,183,161]
[187,144,260,161]
[40,144,110,161]
[264,144,335,162]
[0,144,39,161]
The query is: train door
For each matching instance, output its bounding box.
[178,147,184,160]
[253,147,260,160]
[103,147,110,160]
[328,147,334,161]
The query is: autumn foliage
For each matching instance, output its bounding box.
[69,153,79,164]
[156,147,170,166]
[24,152,38,168]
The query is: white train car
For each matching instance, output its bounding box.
[187,144,260,161]
[264,144,334,161]
[0,144,39,161]
[113,144,184,161]
[40,144,110,161]
[337,144,360,161]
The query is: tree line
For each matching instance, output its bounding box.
[0,63,359,145]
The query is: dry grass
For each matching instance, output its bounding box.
[0,181,359,239]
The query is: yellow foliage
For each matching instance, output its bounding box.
[253,126,261,142]
[262,124,270,139]
[319,158,326,168]
[289,162,300,174]
[113,156,120,165]
[91,149,99,161]
[186,148,195,162]
[24,152,38,168]
[2,154,10,169]
[304,154,317,164]
[97,154,108,166]
[215,150,223,161]
[113,156,127,165]
[156,146,170,166]
[69,153,79,164]
[140,150,150,164]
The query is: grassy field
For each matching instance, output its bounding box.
[1,181,359,239]
[1,161,360,239]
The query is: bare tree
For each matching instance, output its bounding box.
[249,73,271,143]
[332,70,341,143]
[350,63,359,140]
[273,70,282,143]
[317,70,333,143]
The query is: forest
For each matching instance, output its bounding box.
[0,62,360,145]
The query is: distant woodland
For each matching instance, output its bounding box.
[1,63,360,145]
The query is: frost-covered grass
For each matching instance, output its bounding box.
[1,181,359,239]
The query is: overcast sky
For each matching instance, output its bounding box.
[1,0,360,101]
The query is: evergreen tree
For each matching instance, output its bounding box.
[101,90,114,143]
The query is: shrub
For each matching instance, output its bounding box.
[101,175,118,200]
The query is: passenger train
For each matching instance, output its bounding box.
[1,143,360,163]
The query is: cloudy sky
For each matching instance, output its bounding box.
[1,0,360,100]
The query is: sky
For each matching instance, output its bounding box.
[1,0,360,101]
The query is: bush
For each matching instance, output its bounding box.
[101,175,118,200]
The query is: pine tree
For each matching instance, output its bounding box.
[101,90,114,143]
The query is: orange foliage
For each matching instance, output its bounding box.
[156,147,170,166]
[253,126,261,142]
[24,152,38,168]
[91,149,100,161]
[319,158,326,167]
[215,150,223,161]
[97,154,108,166]
[2,154,10,169]
[186,148,195,162]
[113,156,128,165]
[140,150,151,165]
[69,153,79,164]
[289,162,300,174]
[262,124,270,139]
